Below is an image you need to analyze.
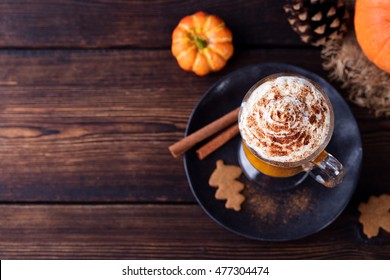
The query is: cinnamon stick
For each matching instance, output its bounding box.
[169,107,240,158]
[196,124,240,160]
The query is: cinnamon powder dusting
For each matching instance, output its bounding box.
[244,184,312,224]
[239,76,331,163]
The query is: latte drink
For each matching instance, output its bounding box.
[239,74,334,178]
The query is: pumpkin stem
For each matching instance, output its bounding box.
[194,35,207,49]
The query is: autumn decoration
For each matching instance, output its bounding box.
[283,0,349,47]
[321,0,390,117]
[354,0,390,74]
[358,194,390,238]
[171,11,234,76]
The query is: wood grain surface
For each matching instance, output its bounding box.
[0,48,331,202]
[0,0,301,48]
[0,205,388,259]
[0,0,389,259]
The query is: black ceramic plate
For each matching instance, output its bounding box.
[184,63,363,241]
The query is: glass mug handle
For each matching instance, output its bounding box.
[303,151,345,188]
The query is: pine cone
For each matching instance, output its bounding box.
[284,0,349,47]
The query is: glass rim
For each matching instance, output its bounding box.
[238,72,335,168]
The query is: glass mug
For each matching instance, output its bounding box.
[237,73,345,188]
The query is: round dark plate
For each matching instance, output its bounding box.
[184,63,363,241]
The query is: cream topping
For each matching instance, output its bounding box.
[239,76,331,163]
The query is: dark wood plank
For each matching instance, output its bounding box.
[0,48,344,202]
[0,204,388,259]
[0,49,388,202]
[0,0,303,48]
[347,106,390,198]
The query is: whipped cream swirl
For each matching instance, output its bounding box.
[239,76,331,163]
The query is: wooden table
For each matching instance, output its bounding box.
[0,0,389,259]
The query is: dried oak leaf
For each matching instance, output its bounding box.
[209,160,245,211]
[358,194,390,238]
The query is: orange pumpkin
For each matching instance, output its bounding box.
[171,11,234,76]
[355,0,390,73]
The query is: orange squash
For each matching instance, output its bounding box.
[171,11,234,76]
[355,0,390,73]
